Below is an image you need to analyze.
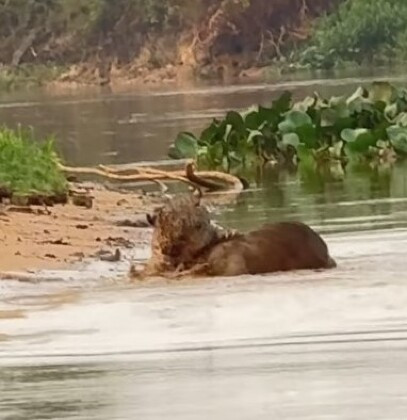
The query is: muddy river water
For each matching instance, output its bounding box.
[1,72,407,419]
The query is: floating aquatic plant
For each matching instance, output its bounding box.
[169,82,407,173]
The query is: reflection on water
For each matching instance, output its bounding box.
[215,161,407,234]
[1,74,407,419]
[3,342,407,420]
[0,365,109,420]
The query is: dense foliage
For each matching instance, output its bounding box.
[169,82,407,173]
[296,0,407,69]
[0,126,67,198]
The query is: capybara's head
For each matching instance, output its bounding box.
[147,193,215,262]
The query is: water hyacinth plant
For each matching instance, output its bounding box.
[168,82,407,173]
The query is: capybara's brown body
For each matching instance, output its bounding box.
[135,194,336,278]
[201,221,336,277]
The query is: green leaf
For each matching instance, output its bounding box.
[168,145,183,159]
[296,143,313,162]
[296,125,318,148]
[394,112,407,127]
[346,86,373,114]
[240,105,257,119]
[207,142,224,162]
[200,121,221,144]
[174,132,198,158]
[384,103,398,120]
[225,111,246,135]
[368,81,397,104]
[288,110,313,127]
[197,145,208,156]
[293,95,316,112]
[376,140,389,149]
[341,128,369,143]
[387,126,407,154]
[341,128,378,152]
[244,111,260,130]
[228,151,243,164]
[247,130,263,144]
[329,97,351,118]
[320,108,339,127]
[272,91,292,114]
[278,110,313,133]
[282,133,300,148]
[328,96,346,108]
[346,86,367,105]
[223,124,233,142]
[258,106,280,126]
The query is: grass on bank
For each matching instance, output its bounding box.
[0,126,68,199]
[0,65,65,92]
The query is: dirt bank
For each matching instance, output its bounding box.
[0,1,342,92]
[0,185,157,274]
[45,63,272,95]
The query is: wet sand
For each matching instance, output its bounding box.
[0,186,155,274]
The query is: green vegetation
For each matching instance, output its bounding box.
[0,126,68,200]
[294,0,407,69]
[0,65,64,91]
[169,82,407,174]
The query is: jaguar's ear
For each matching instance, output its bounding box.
[146,212,157,226]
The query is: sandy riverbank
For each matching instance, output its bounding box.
[0,185,157,274]
[44,63,270,95]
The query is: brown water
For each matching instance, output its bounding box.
[1,72,407,419]
[1,70,407,166]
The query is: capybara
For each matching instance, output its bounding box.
[135,194,336,278]
[198,221,336,277]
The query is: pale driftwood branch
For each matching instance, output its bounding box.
[58,162,198,191]
[98,161,244,192]
[101,161,238,191]
[58,160,243,193]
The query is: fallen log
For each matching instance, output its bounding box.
[58,160,244,193]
